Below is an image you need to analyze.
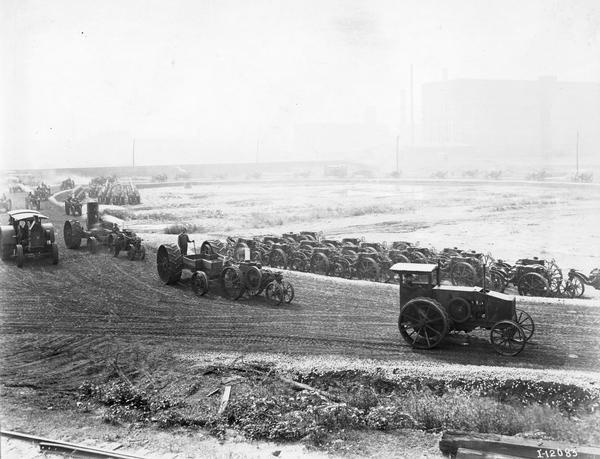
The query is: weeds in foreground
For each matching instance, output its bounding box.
[77,370,600,447]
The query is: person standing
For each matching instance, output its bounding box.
[177,228,194,255]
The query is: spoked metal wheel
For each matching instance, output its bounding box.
[269,248,288,270]
[489,270,507,292]
[191,270,209,296]
[561,276,585,298]
[546,260,563,295]
[281,280,295,303]
[265,281,284,305]
[450,262,477,286]
[515,308,535,341]
[310,252,330,276]
[221,266,244,300]
[290,253,309,272]
[331,258,351,279]
[518,272,549,297]
[244,265,262,296]
[357,257,380,281]
[398,297,449,349]
[490,320,526,356]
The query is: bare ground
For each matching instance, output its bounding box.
[1,182,599,457]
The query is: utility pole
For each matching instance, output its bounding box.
[576,131,579,175]
[395,135,400,175]
[132,139,136,168]
[410,64,415,154]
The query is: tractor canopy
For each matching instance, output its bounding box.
[8,209,49,222]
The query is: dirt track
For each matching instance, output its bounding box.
[1,195,599,393]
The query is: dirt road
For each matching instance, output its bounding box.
[1,196,599,393]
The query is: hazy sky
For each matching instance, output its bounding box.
[2,0,599,169]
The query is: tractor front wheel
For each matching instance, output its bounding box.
[87,237,98,254]
[398,297,448,349]
[191,271,209,296]
[515,308,535,341]
[490,320,526,356]
[265,281,284,305]
[281,280,295,303]
[221,266,244,300]
[51,242,59,265]
[15,244,24,268]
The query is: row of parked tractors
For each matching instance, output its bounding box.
[192,231,598,299]
[87,176,141,205]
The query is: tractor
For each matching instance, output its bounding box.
[391,263,534,356]
[63,202,118,253]
[112,228,146,260]
[0,210,59,267]
[64,196,83,216]
[157,242,294,304]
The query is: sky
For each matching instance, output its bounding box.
[1,0,599,169]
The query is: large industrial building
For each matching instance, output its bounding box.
[422,77,600,163]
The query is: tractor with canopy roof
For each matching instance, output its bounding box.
[0,209,59,267]
[390,263,534,356]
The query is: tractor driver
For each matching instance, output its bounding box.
[17,220,28,245]
[177,228,194,256]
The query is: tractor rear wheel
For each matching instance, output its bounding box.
[357,256,380,281]
[63,220,83,249]
[87,237,98,254]
[290,253,309,272]
[191,271,209,296]
[490,270,507,292]
[518,272,549,297]
[15,244,24,268]
[310,252,330,275]
[221,266,244,299]
[244,265,262,295]
[490,320,526,356]
[398,297,448,349]
[515,308,535,341]
[331,258,351,279]
[156,244,183,285]
[269,248,287,270]
[450,261,477,286]
[51,242,59,265]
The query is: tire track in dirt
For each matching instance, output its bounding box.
[1,201,599,392]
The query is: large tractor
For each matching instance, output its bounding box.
[390,263,534,356]
[0,210,59,267]
[63,202,117,253]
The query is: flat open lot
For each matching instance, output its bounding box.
[1,179,599,456]
[122,179,600,273]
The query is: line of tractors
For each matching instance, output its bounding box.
[194,232,599,299]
